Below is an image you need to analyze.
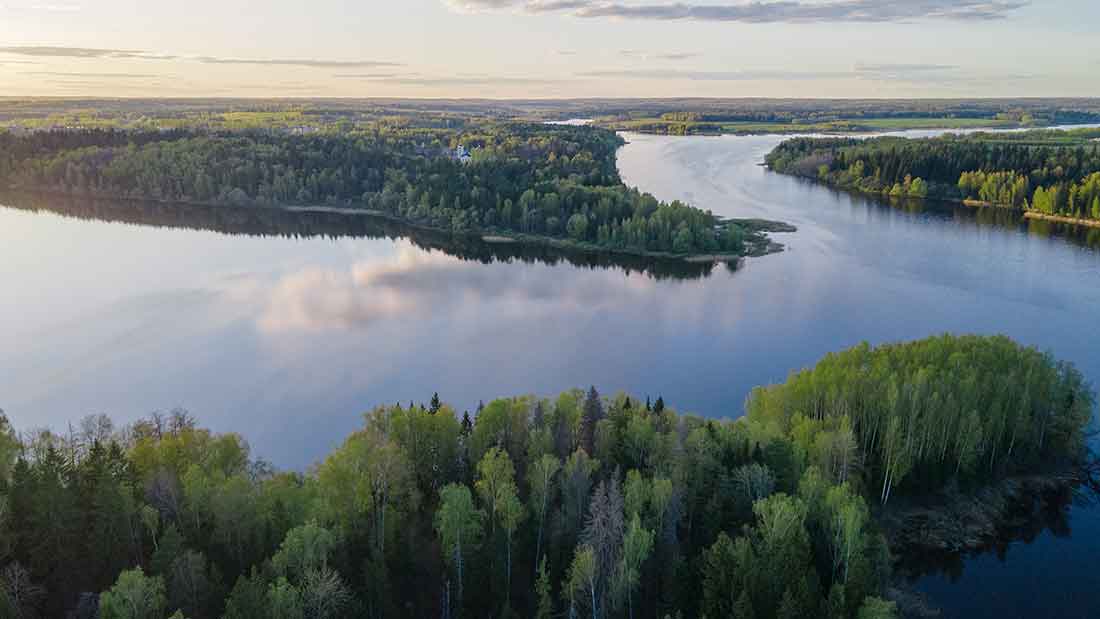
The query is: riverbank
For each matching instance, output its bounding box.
[766,167,1100,230]
[2,186,795,265]
[1024,211,1100,229]
[480,223,790,262]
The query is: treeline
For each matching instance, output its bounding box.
[744,335,1093,504]
[765,131,1100,221]
[0,335,1091,619]
[0,124,750,256]
[0,192,723,282]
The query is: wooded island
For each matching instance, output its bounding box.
[0,335,1091,619]
[0,121,785,263]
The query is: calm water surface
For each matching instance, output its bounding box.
[2,130,1099,617]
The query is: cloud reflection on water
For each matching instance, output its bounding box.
[253,243,664,333]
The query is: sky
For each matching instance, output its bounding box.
[0,0,1098,98]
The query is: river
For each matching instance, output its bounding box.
[2,129,1099,617]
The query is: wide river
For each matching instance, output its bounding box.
[2,130,1099,617]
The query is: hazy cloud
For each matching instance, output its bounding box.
[619,50,701,61]
[577,68,848,80]
[357,74,565,86]
[0,46,400,68]
[23,71,162,78]
[193,56,403,68]
[232,83,329,92]
[0,3,81,11]
[446,0,1028,22]
[855,63,959,72]
[333,72,417,79]
[0,46,173,59]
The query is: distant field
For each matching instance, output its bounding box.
[2,98,1099,136]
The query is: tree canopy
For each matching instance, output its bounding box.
[766,129,1100,221]
[0,122,755,257]
[0,336,1090,618]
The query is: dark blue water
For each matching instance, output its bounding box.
[2,130,1099,617]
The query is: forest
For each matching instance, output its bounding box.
[0,335,1092,619]
[0,123,753,258]
[5,98,1099,134]
[765,129,1100,221]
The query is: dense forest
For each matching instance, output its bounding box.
[765,129,1100,221]
[0,123,754,257]
[0,335,1091,619]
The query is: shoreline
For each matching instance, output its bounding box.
[3,186,794,264]
[1023,210,1100,229]
[767,169,1100,229]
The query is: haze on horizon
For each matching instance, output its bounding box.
[1,0,1098,99]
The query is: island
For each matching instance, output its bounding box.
[0,117,792,265]
[0,335,1092,618]
[764,128,1100,228]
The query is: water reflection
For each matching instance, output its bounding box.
[0,191,726,281]
[2,132,1099,619]
[254,247,667,333]
[898,482,1078,583]
[778,178,1100,252]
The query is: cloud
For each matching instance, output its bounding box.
[39,80,173,92]
[333,72,416,79]
[193,56,403,68]
[0,46,173,59]
[22,71,162,78]
[256,245,654,333]
[354,74,565,86]
[446,0,1028,22]
[577,68,848,80]
[619,50,701,61]
[0,46,400,68]
[446,0,588,10]
[1,3,81,11]
[854,63,959,73]
[849,63,1035,85]
[232,83,328,92]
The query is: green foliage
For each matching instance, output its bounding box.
[746,334,1094,503]
[856,596,898,619]
[767,131,1100,221]
[271,522,337,583]
[0,412,17,486]
[266,578,303,619]
[435,483,482,609]
[535,556,553,619]
[222,570,269,619]
[566,546,599,619]
[99,568,167,619]
[0,335,1089,618]
[0,124,755,256]
[166,550,221,619]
